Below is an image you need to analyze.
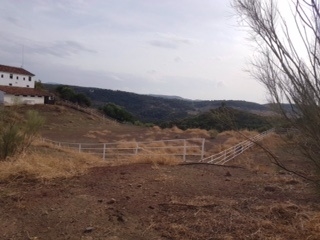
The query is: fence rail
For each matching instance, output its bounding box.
[56,100,118,124]
[42,138,206,162]
[200,129,274,165]
[42,129,274,164]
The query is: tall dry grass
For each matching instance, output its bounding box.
[218,129,258,140]
[184,128,210,138]
[125,153,182,166]
[0,141,105,181]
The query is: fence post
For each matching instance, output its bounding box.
[201,138,205,160]
[79,143,81,153]
[135,143,139,155]
[183,140,187,162]
[103,143,106,160]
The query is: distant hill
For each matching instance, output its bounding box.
[148,94,189,100]
[162,107,272,132]
[44,84,272,123]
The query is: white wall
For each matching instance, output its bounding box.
[0,71,35,88]
[3,94,44,105]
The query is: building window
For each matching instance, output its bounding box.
[27,85,29,88]
[23,77,25,80]
[10,74,13,79]
[16,76,19,80]
[28,76,32,81]
[9,83,12,86]
[1,74,3,78]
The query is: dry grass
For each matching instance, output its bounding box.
[218,129,258,139]
[116,152,182,166]
[155,194,320,240]
[140,141,167,148]
[184,128,210,138]
[152,126,162,131]
[261,132,286,149]
[170,126,184,134]
[0,141,105,181]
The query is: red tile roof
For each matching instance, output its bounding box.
[0,64,35,76]
[0,86,52,96]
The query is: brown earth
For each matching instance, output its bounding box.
[1,105,320,239]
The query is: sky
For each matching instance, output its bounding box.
[0,0,268,103]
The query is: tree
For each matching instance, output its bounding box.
[102,103,135,123]
[55,86,91,107]
[232,0,320,184]
[35,80,44,90]
[73,93,91,107]
[56,86,75,101]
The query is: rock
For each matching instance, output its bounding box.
[149,206,155,209]
[97,199,103,203]
[264,186,276,192]
[225,171,232,177]
[107,198,116,204]
[117,215,126,222]
[286,180,299,185]
[137,184,142,188]
[84,227,94,233]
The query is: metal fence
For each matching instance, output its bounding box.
[42,129,274,164]
[200,129,274,165]
[42,138,206,162]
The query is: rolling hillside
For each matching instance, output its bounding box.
[44,84,272,123]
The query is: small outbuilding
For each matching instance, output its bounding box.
[0,86,54,106]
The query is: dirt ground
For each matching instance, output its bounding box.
[1,105,320,239]
[1,145,320,240]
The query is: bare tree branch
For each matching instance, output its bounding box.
[232,0,320,185]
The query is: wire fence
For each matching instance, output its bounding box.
[200,128,274,165]
[42,138,206,162]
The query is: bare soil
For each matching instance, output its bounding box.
[1,105,320,239]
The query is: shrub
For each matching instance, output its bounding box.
[102,103,135,123]
[208,129,219,139]
[0,109,44,160]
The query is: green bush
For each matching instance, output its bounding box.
[55,86,91,107]
[0,109,44,160]
[208,129,219,139]
[102,103,135,123]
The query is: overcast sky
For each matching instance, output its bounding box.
[0,0,268,103]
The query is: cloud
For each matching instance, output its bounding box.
[174,57,182,63]
[3,16,20,26]
[30,40,96,58]
[147,70,157,75]
[148,40,177,49]
[111,75,124,82]
[148,33,194,49]
[157,33,194,45]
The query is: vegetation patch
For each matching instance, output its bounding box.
[0,141,104,182]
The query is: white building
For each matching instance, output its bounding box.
[0,64,36,88]
[0,64,54,105]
